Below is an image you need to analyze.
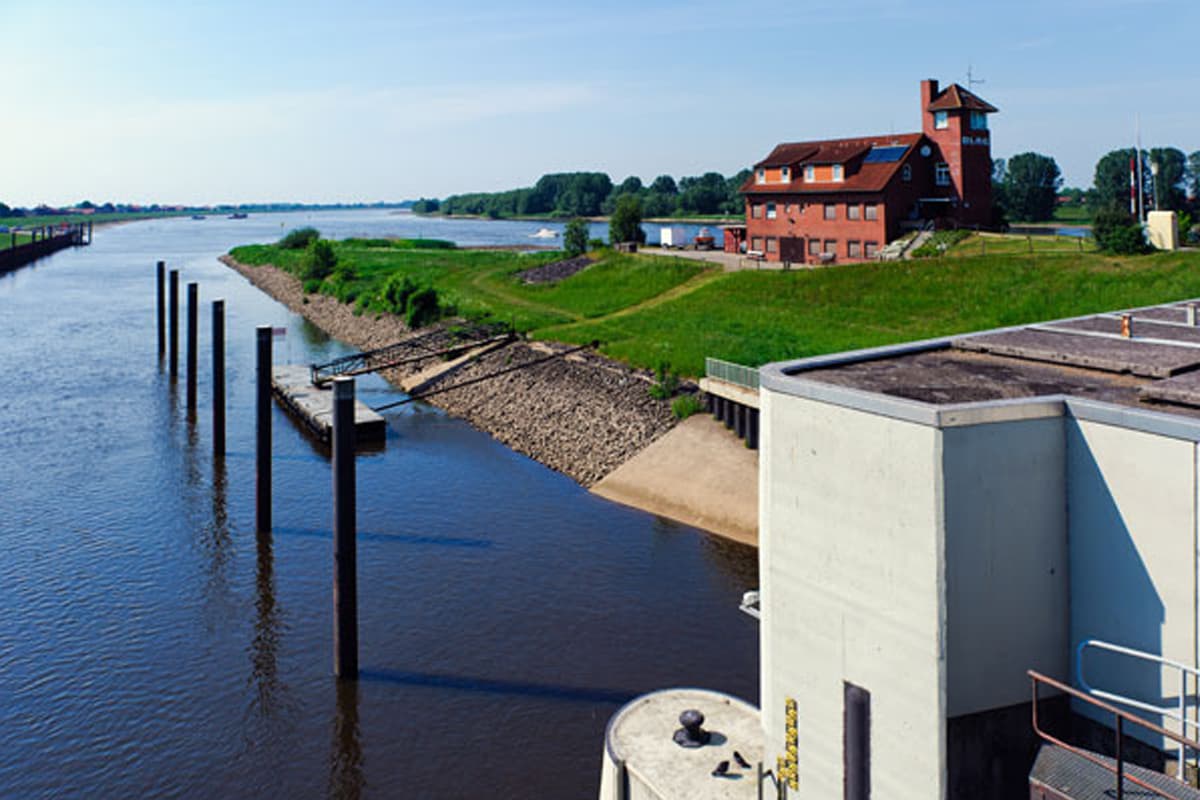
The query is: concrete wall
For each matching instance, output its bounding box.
[942,417,1070,717]
[759,390,947,799]
[1066,418,1197,748]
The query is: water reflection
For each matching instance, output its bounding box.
[249,529,285,718]
[328,680,365,800]
[200,457,233,609]
[359,669,637,705]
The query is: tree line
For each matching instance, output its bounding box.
[413,169,752,219]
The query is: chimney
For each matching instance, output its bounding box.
[920,79,938,113]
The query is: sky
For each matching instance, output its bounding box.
[1,0,1197,206]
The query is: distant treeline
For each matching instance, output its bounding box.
[0,199,411,219]
[413,170,752,219]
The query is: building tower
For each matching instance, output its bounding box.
[920,78,998,227]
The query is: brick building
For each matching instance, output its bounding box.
[725,79,997,264]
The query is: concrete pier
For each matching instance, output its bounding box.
[272,365,386,445]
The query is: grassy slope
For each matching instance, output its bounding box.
[231,234,1200,379]
[0,232,34,251]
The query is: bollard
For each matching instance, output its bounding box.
[1120,314,1133,338]
[734,402,746,439]
[169,270,179,378]
[256,326,272,534]
[332,377,359,679]
[1188,304,1197,327]
[186,282,198,413]
[212,300,226,457]
[156,261,165,358]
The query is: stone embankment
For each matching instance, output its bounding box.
[220,255,676,486]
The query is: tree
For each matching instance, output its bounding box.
[1092,207,1148,254]
[1189,151,1200,206]
[609,195,645,244]
[563,217,588,257]
[302,238,338,280]
[0,201,10,217]
[615,176,643,196]
[678,172,728,214]
[1147,147,1187,211]
[649,175,678,195]
[722,169,753,214]
[1001,152,1062,222]
[1092,148,1147,213]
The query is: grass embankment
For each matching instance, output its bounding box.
[228,238,708,331]
[231,232,1200,379]
[0,232,34,251]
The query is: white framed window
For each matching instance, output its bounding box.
[766,237,778,253]
[970,111,988,130]
[934,111,949,130]
[864,204,878,221]
[848,240,862,258]
[832,164,844,182]
[781,166,790,181]
[824,203,837,220]
[757,168,766,183]
[864,241,878,257]
[847,204,861,220]
[808,239,821,256]
[751,237,764,252]
[901,164,912,181]
[935,162,951,186]
[804,165,815,181]
[751,203,763,219]
[766,203,777,220]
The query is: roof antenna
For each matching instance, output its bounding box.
[966,63,985,90]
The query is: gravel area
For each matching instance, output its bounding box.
[221,256,677,485]
[517,255,593,284]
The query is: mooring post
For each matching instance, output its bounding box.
[156,261,166,358]
[256,325,272,534]
[169,269,180,378]
[213,300,226,457]
[734,402,746,439]
[186,282,199,413]
[332,376,359,679]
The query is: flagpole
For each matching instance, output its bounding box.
[1135,114,1144,223]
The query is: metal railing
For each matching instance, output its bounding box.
[705,357,759,390]
[1077,638,1200,771]
[1031,669,1200,800]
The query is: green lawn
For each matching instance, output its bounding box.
[944,232,1098,257]
[232,235,1200,380]
[0,232,33,251]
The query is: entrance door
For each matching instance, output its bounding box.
[779,236,805,265]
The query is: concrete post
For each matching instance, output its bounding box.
[734,403,746,439]
[723,396,734,429]
[156,261,165,358]
[747,408,759,450]
[186,282,198,413]
[332,377,359,679]
[169,270,179,378]
[256,326,272,534]
[212,300,225,457]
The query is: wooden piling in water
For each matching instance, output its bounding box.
[169,270,179,378]
[156,261,165,358]
[212,300,226,457]
[332,377,359,679]
[256,326,272,534]
[187,282,198,413]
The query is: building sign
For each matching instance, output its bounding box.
[962,135,990,146]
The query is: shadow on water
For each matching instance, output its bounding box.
[358,668,639,706]
[328,680,365,800]
[249,529,287,720]
[274,525,492,550]
[201,456,233,603]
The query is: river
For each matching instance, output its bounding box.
[0,210,757,799]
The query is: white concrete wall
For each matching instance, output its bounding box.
[1066,418,1197,748]
[942,417,1070,717]
[759,390,946,799]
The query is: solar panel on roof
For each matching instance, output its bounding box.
[863,146,907,163]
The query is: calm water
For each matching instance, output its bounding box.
[0,211,757,799]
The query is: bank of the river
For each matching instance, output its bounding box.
[417,212,740,225]
[221,255,679,487]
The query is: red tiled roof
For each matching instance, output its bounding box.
[927,83,998,113]
[744,133,922,195]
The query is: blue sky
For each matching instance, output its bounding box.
[2,0,1196,206]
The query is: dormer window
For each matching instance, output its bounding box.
[805,165,815,181]
[781,166,790,182]
[934,111,949,130]
[970,111,988,130]
[757,168,766,184]
[832,164,844,182]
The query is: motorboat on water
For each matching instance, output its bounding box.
[529,227,559,239]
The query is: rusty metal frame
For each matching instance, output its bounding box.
[1029,670,1200,800]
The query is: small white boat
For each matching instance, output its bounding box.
[529,227,559,239]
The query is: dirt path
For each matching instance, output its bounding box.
[537,269,724,336]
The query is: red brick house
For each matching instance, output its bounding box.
[725,79,997,264]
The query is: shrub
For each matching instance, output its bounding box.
[648,362,679,399]
[405,286,441,328]
[563,218,589,257]
[1092,208,1149,254]
[279,226,319,249]
[302,278,322,294]
[380,274,419,314]
[588,238,606,251]
[301,239,337,280]
[610,195,646,245]
[671,394,702,420]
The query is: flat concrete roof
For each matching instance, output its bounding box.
[606,688,762,799]
[760,300,1200,438]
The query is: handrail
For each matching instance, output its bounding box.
[1030,670,1200,800]
[705,357,759,390]
[1077,638,1199,771]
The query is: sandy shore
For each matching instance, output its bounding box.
[220,255,678,486]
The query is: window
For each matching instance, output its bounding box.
[848,241,862,258]
[935,162,951,186]
[901,164,912,182]
[844,683,871,800]
[751,203,763,219]
[751,237,764,252]
[757,168,766,183]
[934,110,948,130]
[781,166,790,181]
[766,237,778,253]
[823,239,836,254]
[766,203,777,220]
[832,164,844,182]
[864,204,878,221]
[864,241,878,258]
[970,111,988,130]
[805,165,815,181]
[847,204,861,220]
[808,239,821,256]
[824,203,837,220]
